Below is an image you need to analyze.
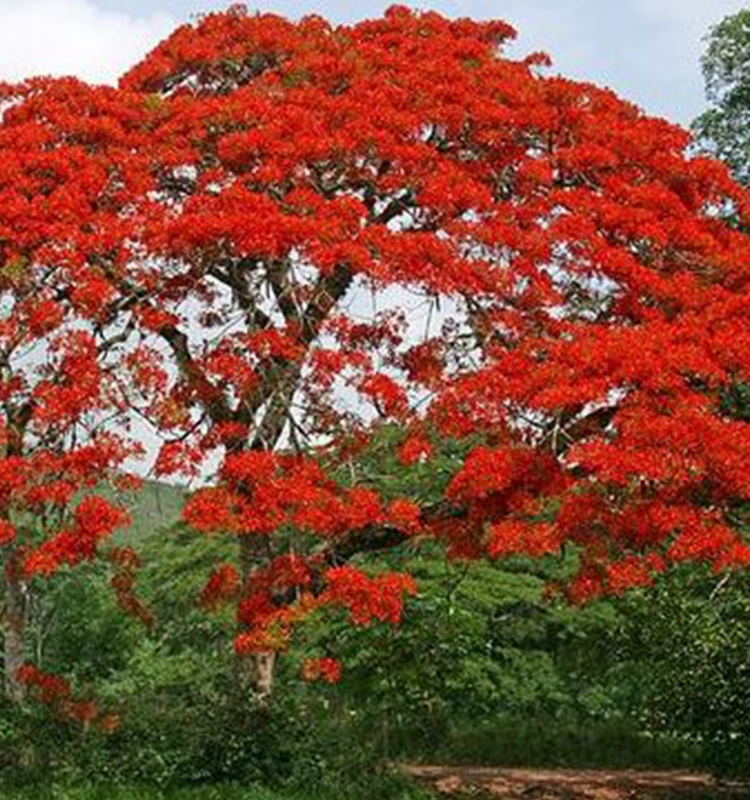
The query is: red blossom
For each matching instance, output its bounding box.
[398,434,434,466]
[0,520,16,546]
[301,657,342,684]
[201,564,241,610]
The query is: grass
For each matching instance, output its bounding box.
[0,788,427,800]
[407,718,702,771]
[0,789,307,800]
[0,774,435,800]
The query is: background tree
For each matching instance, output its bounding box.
[693,9,750,187]
[0,79,149,703]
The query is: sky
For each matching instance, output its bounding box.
[0,0,749,127]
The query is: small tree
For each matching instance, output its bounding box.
[0,80,146,702]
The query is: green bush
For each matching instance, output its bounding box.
[616,565,750,777]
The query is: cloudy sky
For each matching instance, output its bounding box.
[0,0,747,127]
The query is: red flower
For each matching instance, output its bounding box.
[201,564,241,610]
[301,657,342,684]
[0,520,16,546]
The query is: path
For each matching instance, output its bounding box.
[405,765,749,799]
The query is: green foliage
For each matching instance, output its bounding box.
[5,429,750,789]
[28,563,141,682]
[616,566,750,776]
[693,10,750,187]
[720,381,750,422]
[427,716,698,769]
[0,514,428,793]
[332,423,478,504]
[0,779,432,800]
[296,544,697,770]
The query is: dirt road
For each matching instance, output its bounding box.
[405,765,749,799]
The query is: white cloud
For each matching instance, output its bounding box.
[0,0,174,85]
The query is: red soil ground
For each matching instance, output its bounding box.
[405,765,750,799]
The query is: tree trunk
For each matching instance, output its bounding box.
[3,555,26,703]
[238,536,277,703]
[252,651,276,701]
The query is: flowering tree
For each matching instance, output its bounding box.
[0,80,147,702]
[5,5,750,700]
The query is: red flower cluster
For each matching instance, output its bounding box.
[184,453,421,540]
[201,564,241,610]
[322,566,417,626]
[109,546,154,627]
[301,657,342,684]
[16,663,70,704]
[16,664,118,731]
[25,497,130,577]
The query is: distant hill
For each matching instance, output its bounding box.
[116,479,187,544]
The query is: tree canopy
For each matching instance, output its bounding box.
[2,4,750,698]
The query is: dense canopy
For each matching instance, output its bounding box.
[3,5,750,692]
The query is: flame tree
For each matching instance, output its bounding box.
[0,80,151,702]
[4,5,750,699]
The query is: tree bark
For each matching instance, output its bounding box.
[157,259,359,703]
[238,535,276,703]
[3,554,26,703]
[252,652,276,700]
